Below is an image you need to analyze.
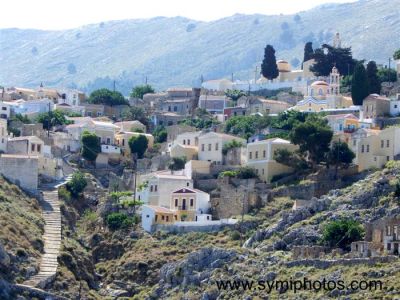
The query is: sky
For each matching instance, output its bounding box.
[0,0,357,30]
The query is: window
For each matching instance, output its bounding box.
[122,139,125,146]
[255,151,258,159]
[249,152,252,159]
[154,185,158,192]
[37,144,41,153]
[97,112,102,117]
[208,144,211,151]
[166,216,169,222]
[387,243,391,250]
[150,185,153,192]
[353,140,356,146]
[387,156,390,161]
[168,106,171,112]
[207,216,210,220]
[175,199,178,207]
[1,107,6,111]
[366,145,369,152]
[395,105,398,109]
[186,182,189,187]
[155,215,158,221]
[361,145,364,153]
[262,169,265,175]
[146,215,150,218]
[31,144,35,152]
[190,199,194,207]
[161,215,165,221]
[182,199,186,210]
[173,106,177,112]
[387,140,390,147]
[215,143,218,151]
[381,140,384,148]
[174,215,177,220]
[201,144,205,151]
[107,138,111,145]
[183,140,186,145]
[263,150,266,158]
[187,139,190,145]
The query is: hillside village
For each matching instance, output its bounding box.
[0,33,400,299]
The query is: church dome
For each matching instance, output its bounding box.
[311,80,329,86]
[277,60,291,72]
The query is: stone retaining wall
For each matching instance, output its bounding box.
[286,255,398,268]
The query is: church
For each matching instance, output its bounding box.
[290,66,353,112]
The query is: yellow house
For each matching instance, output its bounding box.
[246,138,298,182]
[170,187,210,221]
[347,127,400,171]
[115,131,154,156]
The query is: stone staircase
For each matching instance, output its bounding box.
[24,190,62,288]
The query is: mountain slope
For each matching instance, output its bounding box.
[0,0,399,93]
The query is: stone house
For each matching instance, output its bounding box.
[0,102,11,119]
[82,104,104,117]
[0,119,9,153]
[237,96,290,115]
[198,95,229,114]
[246,138,298,182]
[198,132,246,164]
[7,136,44,156]
[362,94,390,119]
[351,216,400,257]
[160,99,193,116]
[151,111,187,127]
[169,131,201,160]
[223,106,248,120]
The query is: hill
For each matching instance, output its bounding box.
[0,0,399,94]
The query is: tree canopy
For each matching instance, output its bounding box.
[128,134,148,159]
[225,89,247,102]
[321,218,364,251]
[130,84,155,99]
[261,45,279,80]
[366,61,381,95]
[377,68,397,83]
[66,171,87,197]
[88,88,128,106]
[81,130,101,161]
[290,116,333,167]
[351,63,369,106]
[303,42,314,66]
[152,125,167,143]
[394,49,400,60]
[121,106,148,126]
[224,115,270,139]
[310,44,358,77]
[168,157,187,171]
[37,109,70,130]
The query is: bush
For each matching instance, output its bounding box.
[58,186,72,202]
[66,171,87,197]
[321,218,364,251]
[230,230,241,241]
[106,213,136,230]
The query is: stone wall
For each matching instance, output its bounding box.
[286,255,397,268]
[292,245,328,259]
[11,284,68,300]
[0,155,38,190]
[153,219,237,233]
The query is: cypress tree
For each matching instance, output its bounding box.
[351,63,369,106]
[261,45,279,80]
[366,61,381,94]
[303,42,314,65]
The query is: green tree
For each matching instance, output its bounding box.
[261,45,279,80]
[290,117,333,168]
[37,109,70,130]
[366,61,381,95]
[81,130,101,161]
[66,171,88,197]
[321,218,364,251]
[377,68,397,83]
[311,44,357,76]
[270,110,307,131]
[168,157,187,171]
[225,89,246,102]
[351,63,369,106]
[222,140,243,155]
[88,88,128,106]
[121,106,148,125]
[340,75,352,94]
[12,114,31,124]
[326,141,355,178]
[224,115,270,139]
[394,49,400,60]
[130,84,155,99]
[152,125,167,143]
[109,191,143,214]
[128,135,148,159]
[303,42,314,67]
[106,212,133,230]
[274,148,308,171]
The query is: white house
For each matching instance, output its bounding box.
[136,170,193,208]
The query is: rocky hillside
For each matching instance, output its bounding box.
[33,163,400,299]
[1,0,399,93]
[0,177,43,297]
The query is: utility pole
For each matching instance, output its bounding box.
[231,73,234,82]
[145,76,148,85]
[47,102,51,138]
[254,66,258,84]
[389,58,392,70]
[113,80,116,92]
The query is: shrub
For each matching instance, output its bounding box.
[106,213,136,230]
[58,186,72,202]
[66,171,87,197]
[230,230,241,241]
[321,218,364,251]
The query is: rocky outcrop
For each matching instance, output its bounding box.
[159,248,236,288]
[0,242,10,269]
